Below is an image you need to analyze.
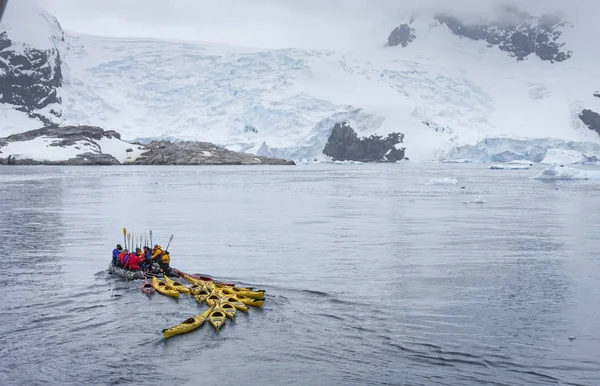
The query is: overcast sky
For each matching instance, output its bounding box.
[35,0,596,49]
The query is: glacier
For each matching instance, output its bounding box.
[2,0,600,162]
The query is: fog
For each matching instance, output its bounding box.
[17,0,600,49]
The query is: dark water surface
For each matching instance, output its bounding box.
[0,164,599,385]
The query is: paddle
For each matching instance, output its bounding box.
[165,234,174,251]
[0,1,7,25]
[149,230,153,247]
[127,233,131,251]
[123,227,127,249]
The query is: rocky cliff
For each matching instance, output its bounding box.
[580,109,600,137]
[322,122,405,162]
[434,8,572,63]
[387,24,416,48]
[0,13,64,126]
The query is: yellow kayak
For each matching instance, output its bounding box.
[162,306,213,338]
[206,294,220,307]
[189,283,204,295]
[182,274,207,286]
[219,302,236,320]
[221,296,249,313]
[235,295,264,308]
[218,287,242,297]
[215,282,253,291]
[195,289,210,304]
[229,288,265,299]
[164,276,191,294]
[152,277,180,298]
[209,309,226,331]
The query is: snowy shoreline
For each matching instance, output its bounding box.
[0,126,295,166]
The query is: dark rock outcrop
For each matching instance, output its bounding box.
[435,9,572,62]
[0,126,295,165]
[594,92,600,99]
[387,24,416,47]
[0,18,65,126]
[580,109,600,136]
[322,122,405,162]
[4,125,120,143]
[131,140,295,165]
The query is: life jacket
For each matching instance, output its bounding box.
[162,252,170,265]
[118,252,127,265]
[152,248,164,260]
[123,253,131,266]
[125,254,142,271]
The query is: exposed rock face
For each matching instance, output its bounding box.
[322,122,405,162]
[435,9,572,62]
[594,92,600,99]
[4,125,120,143]
[0,126,295,165]
[1,152,120,166]
[388,24,416,47]
[580,109,600,136]
[0,17,65,126]
[131,140,295,165]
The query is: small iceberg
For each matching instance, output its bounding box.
[541,149,599,165]
[489,164,531,170]
[463,198,487,204]
[508,160,536,165]
[427,177,458,185]
[533,166,589,180]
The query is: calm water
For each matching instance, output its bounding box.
[0,163,599,386]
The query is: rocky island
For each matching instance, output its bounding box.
[322,122,405,162]
[0,126,295,165]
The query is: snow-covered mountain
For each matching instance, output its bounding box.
[2,0,600,162]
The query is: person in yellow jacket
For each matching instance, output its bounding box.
[151,244,171,272]
[152,245,164,261]
[161,251,171,266]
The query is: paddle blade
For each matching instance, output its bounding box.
[123,227,127,237]
[169,234,174,243]
[0,1,8,25]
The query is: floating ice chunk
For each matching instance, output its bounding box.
[533,166,589,180]
[489,164,530,170]
[540,149,598,165]
[508,160,536,165]
[427,178,458,185]
[463,198,487,204]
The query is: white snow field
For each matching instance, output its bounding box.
[2,0,600,162]
[0,135,145,162]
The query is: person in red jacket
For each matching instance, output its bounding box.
[118,250,129,267]
[124,251,143,271]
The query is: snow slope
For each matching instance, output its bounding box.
[2,1,600,162]
[0,134,145,163]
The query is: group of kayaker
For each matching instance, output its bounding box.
[111,243,171,273]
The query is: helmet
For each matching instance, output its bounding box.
[117,244,122,250]
[153,244,159,249]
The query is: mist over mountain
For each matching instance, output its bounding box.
[1,0,600,162]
